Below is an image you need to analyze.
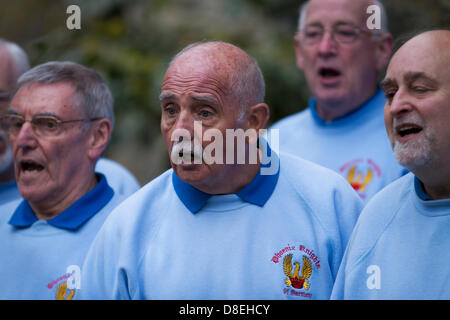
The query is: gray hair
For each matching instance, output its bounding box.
[169,41,265,119]
[0,38,30,81]
[298,0,390,34]
[16,61,114,128]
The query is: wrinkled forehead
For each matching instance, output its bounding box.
[10,82,81,117]
[305,0,372,27]
[162,47,235,97]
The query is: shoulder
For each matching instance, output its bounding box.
[96,158,133,175]
[95,158,140,196]
[277,152,363,228]
[357,172,413,227]
[279,152,361,199]
[99,169,174,228]
[0,199,22,225]
[344,173,414,264]
[270,109,311,131]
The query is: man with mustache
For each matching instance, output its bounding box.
[331,30,450,299]
[271,0,407,202]
[80,41,363,299]
[0,61,125,299]
[0,38,141,202]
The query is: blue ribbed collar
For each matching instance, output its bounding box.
[414,176,432,201]
[309,86,385,126]
[8,173,114,230]
[172,143,280,213]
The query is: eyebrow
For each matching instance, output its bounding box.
[304,20,357,28]
[380,78,397,91]
[403,71,438,86]
[159,93,175,102]
[191,96,217,105]
[381,71,439,91]
[159,93,217,105]
[6,109,60,118]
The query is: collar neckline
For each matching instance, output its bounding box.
[412,175,450,217]
[309,87,384,126]
[9,174,114,230]
[172,142,280,213]
[414,176,432,201]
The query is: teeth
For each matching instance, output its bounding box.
[398,126,422,137]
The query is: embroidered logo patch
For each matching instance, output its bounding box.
[339,158,382,199]
[271,244,320,299]
[47,265,81,300]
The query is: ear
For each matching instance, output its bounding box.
[294,33,305,71]
[87,119,112,161]
[374,33,394,71]
[247,103,270,133]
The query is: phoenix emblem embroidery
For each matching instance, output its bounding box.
[283,254,312,290]
[347,166,373,192]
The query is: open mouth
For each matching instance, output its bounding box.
[396,125,423,138]
[20,160,45,172]
[318,67,341,78]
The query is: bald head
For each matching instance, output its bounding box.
[167,41,265,112]
[382,30,450,186]
[0,39,30,85]
[0,39,30,113]
[0,39,29,180]
[391,30,450,68]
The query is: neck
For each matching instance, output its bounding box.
[315,86,378,122]
[29,174,98,220]
[415,167,450,200]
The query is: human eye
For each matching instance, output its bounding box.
[163,104,178,117]
[411,86,430,94]
[199,109,213,118]
[383,88,397,102]
[34,116,59,132]
[10,116,25,129]
[304,26,322,40]
[335,25,357,41]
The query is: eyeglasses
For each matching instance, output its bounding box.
[0,114,101,137]
[299,24,373,45]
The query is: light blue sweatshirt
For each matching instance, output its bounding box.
[331,173,450,299]
[80,149,363,300]
[0,174,123,300]
[270,88,408,202]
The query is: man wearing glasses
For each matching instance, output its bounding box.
[0,61,125,299]
[0,38,140,204]
[271,0,407,202]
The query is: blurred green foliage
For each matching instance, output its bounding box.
[1,0,448,183]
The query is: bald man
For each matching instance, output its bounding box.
[331,30,450,299]
[271,0,407,202]
[80,41,363,299]
[0,40,29,204]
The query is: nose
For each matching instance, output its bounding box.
[317,31,337,57]
[12,122,38,150]
[387,88,414,117]
[169,110,199,144]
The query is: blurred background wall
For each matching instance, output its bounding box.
[2,0,448,185]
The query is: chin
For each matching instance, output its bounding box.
[173,164,207,182]
[17,185,48,203]
[394,142,432,170]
